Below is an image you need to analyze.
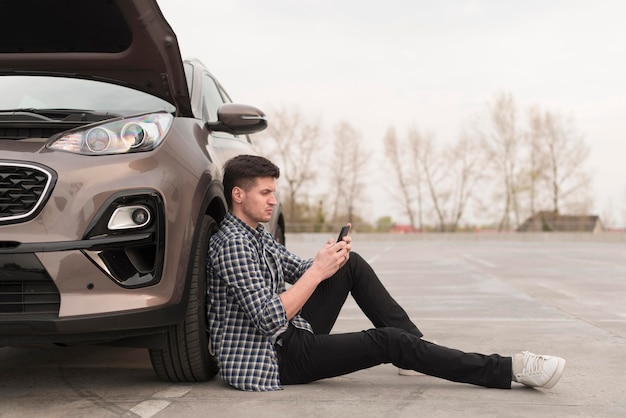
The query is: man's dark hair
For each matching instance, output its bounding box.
[223,155,280,209]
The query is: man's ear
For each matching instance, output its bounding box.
[232,186,244,204]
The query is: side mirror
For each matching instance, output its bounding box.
[206,103,267,135]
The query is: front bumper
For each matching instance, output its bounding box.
[0,120,216,344]
[0,192,186,345]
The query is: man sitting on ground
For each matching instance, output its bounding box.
[206,154,566,392]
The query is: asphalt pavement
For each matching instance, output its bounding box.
[1,233,624,417]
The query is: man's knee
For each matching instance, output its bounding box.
[363,327,426,366]
[332,251,365,281]
[348,251,366,266]
[363,327,414,351]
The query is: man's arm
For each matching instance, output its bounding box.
[215,236,292,336]
[279,238,351,319]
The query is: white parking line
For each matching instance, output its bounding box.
[367,245,394,265]
[129,400,172,418]
[152,386,193,398]
[127,386,192,417]
[461,253,497,268]
[547,254,621,267]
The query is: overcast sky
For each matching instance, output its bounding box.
[157,0,626,226]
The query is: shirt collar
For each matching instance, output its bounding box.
[225,212,267,239]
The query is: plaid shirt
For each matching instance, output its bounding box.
[207,213,313,391]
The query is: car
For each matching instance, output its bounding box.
[0,0,285,382]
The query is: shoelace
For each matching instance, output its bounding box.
[522,351,544,374]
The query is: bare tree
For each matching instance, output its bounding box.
[525,106,551,216]
[406,127,426,231]
[481,92,523,230]
[328,121,370,226]
[417,134,448,231]
[540,110,591,214]
[416,130,483,232]
[257,105,323,223]
[445,131,485,231]
[384,125,483,232]
[383,127,417,229]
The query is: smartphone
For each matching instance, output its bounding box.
[336,224,351,242]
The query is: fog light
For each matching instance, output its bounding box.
[132,208,149,225]
[108,205,151,230]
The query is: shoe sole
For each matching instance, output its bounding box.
[398,369,422,376]
[540,358,566,389]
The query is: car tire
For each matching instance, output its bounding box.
[149,214,219,382]
[274,222,285,245]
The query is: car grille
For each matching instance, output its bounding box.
[0,162,55,223]
[0,127,61,140]
[0,254,60,315]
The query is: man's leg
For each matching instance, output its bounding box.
[300,252,423,337]
[278,326,512,389]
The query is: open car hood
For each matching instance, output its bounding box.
[0,0,192,116]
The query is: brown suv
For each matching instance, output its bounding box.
[0,0,284,382]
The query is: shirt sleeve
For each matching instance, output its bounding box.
[272,240,313,285]
[216,236,288,337]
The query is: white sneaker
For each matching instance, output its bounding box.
[398,339,438,376]
[512,351,566,389]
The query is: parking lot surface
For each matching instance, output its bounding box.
[1,233,625,417]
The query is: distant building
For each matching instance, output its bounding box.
[518,211,603,233]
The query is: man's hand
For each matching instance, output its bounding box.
[309,237,352,281]
[279,234,352,320]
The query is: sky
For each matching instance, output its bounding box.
[157,0,626,227]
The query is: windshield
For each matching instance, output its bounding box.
[0,75,176,116]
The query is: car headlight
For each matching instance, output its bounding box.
[47,112,173,155]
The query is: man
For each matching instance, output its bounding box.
[207,154,566,392]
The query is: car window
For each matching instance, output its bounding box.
[201,73,250,142]
[218,85,233,104]
[201,74,224,123]
[0,75,175,116]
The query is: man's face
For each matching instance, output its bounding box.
[232,176,277,227]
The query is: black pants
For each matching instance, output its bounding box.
[277,252,512,389]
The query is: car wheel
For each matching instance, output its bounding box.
[149,214,219,382]
[274,222,285,245]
